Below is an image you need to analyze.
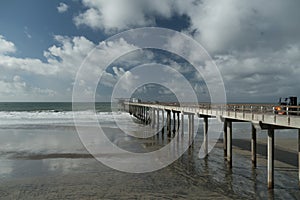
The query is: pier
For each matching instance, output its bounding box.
[123,102,300,189]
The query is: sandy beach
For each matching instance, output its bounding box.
[0,123,299,199]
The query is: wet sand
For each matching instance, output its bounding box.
[0,125,300,199]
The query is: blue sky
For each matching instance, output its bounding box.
[0,0,105,60]
[0,0,299,102]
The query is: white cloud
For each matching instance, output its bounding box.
[0,35,96,76]
[73,0,300,54]
[74,0,151,33]
[75,0,300,53]
[2,0,300,102]
[0,35,95,101]
[74,0,182,33]
[0,34,140,101]
[57,2,69,13]
[0,35,16,54]
[0,55,59,75]
[215,45,300,102]
[0,76,57,101]
[187,0,300,54]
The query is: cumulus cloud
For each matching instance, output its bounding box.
[72,0,300,102]
[215,46,300,102]
[0,76,57,101]
[57,2,69,13]
[0,35,95,76]
[0,35,95,101]
[2,0,300,102]
[74,0,183,33]
[74,0,300,52]
[0,35,16,55]
[0,34,141,101]
[187,0,300,54]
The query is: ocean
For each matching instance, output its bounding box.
[0,102,299,199]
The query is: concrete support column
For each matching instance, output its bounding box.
[150,108,153,126]
[154,108,156,127]
[141,107,143,120]
[177,112,180,132]
[181,113,184,135]
[188,114,191,142]
[143,107,145,123]
[227,120,232,167]
[251,124,257,168]
[156,109,160,131]
[223,120,227,157]
[188,114,194,143]
[298,129,300,188]
[144,107,148,124]
[145,107,148,124]
[203,116,208,157]
[139,107,141,119]
[191,114,194,140]
[267,128,274,189]
[161,110,164,128]
[152,108,156,128]
[167,110,171,137]
[173,111,176,135]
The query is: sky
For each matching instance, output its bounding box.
[0,0,299,103]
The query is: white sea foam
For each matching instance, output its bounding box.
[0,111,130,126]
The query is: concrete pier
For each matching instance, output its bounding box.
[125,102,300,189]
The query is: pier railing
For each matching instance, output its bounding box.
[130,103,300,116]
[125,102,300,128]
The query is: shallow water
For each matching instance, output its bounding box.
[0,111,299,199]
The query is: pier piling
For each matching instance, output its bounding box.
[162,110,164,128]
[223,120,227,158]
[203,116,208,157]
[157,109,160,131]
[166,110,171,137]
[298,129,300,188]
[177,112,180,132]
[181,113,184,135]
[227,120,232,168]
[173,111,176,135]
[267,128,274,189]
[251,124,257,168]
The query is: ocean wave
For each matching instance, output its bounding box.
[0,111,130,126]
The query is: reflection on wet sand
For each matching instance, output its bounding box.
[0,120,300,199]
